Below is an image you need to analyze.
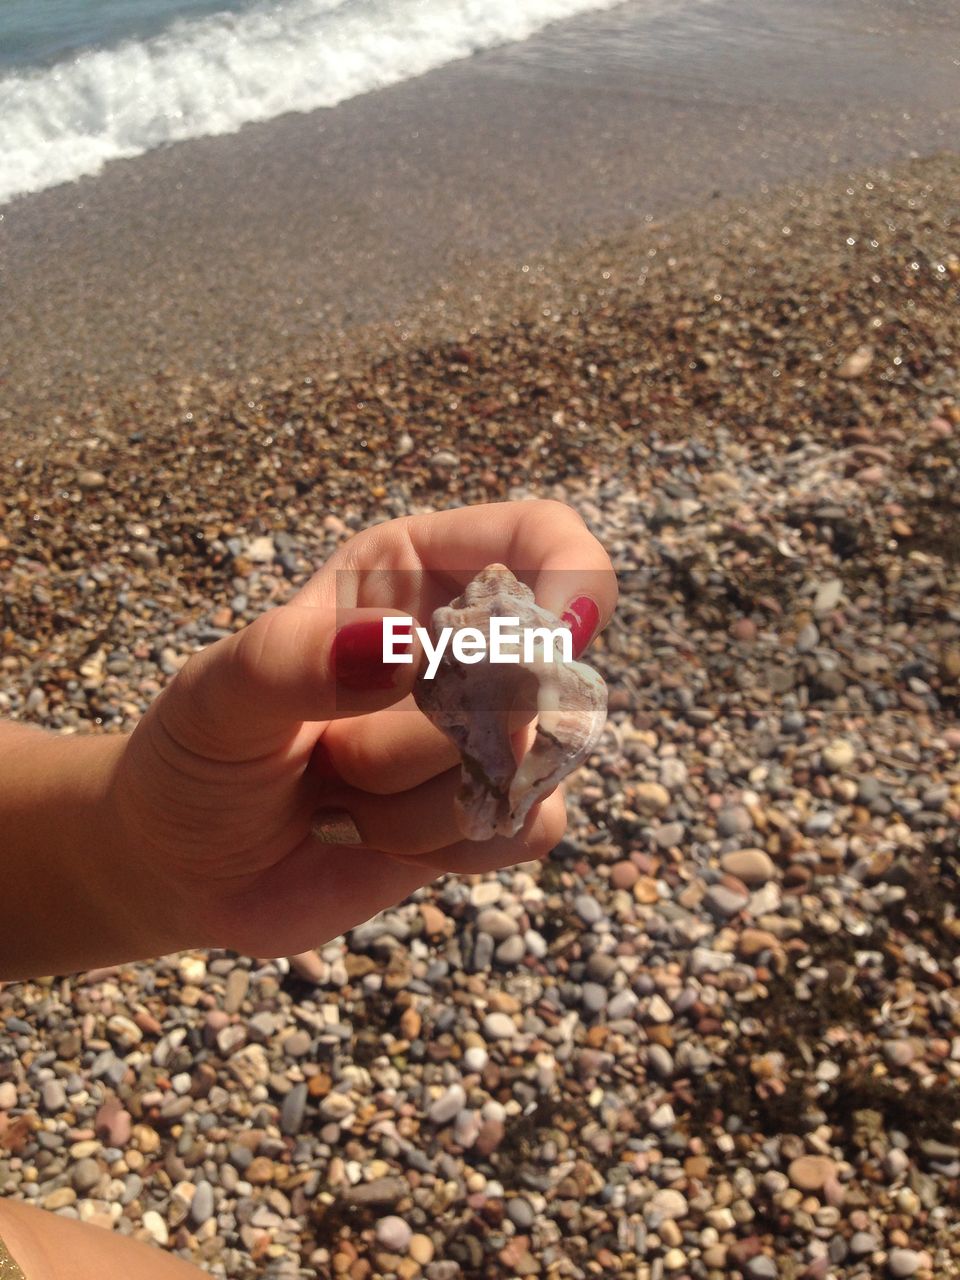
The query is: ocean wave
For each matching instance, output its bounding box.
[0,0,628,205]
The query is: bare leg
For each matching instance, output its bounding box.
[0,1199,209,1280]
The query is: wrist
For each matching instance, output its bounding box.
[0,725,191,979]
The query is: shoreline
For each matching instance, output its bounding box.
[2,0,958,418]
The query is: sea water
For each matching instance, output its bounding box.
[0,0,642,204]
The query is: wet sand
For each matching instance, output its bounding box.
[0,0,958,414]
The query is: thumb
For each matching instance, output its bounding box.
[156,605,424,760]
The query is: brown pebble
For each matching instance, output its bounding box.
[419,904,448,937]
[611,861,640,890]
[246,1156,275,1185]
[788,1154,837,1192]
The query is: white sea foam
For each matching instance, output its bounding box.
[0,0,629,205]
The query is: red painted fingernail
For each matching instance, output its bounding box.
[332,619,405,690]
[560,596,600,658]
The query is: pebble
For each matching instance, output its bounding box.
[822,738,856,771]
[409,1235,435,1265]
[288,950,325,983]
[376,1215,412,1253]
[850,1232,880,1256]
[720,848,775,885]
[41,1080,67,1112]
[429,1085,466,1125]
[745,1259,779,1280]
[611,860,639,889]
[141,1210,169,1245]
[634,782,671,814]
[649,1103,676,1131]
[507,1198,535,1230]
[884,1040,916,1068]
[495,934,525,964]
[788,1156,837,1193]
[649,1189,688,1220]
[574,894,603,924]
[813,579,843,615]
[887,1249,920,1278]
[482,1013,516,1041]
[190,1180,215,1225]
[70,1158,102,1194]
[582,983,608,1014]
[43,1187,77,1210]
[223,968,250,1013]
[470,882,502,909]
[716,805,754,837]
[280,1082,308,1135]
[476,908,517,940]
[463,1047,488,1073]
[884,1149,910,1179]
[704,884,749,919]
[646,1045,674,1079]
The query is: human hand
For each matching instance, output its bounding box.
[110,501,616,959]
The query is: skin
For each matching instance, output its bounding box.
[0,499,616,1277]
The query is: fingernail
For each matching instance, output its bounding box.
[560,596,600,658]
[332,618,404,690]
[311,809,363,845]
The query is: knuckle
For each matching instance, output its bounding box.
[231,610,277,690]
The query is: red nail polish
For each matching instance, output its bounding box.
[561,596,600,659]
[332,619,404,690]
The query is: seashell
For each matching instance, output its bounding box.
[414,564,607,840]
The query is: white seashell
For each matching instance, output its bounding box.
[414,564,607,840]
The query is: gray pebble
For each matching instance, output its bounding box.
[796,622,819,652]
[281,1082,308,1136]
[524,929,547,959]
[703,884,749,919]
[716,805,753,837]
[574,894,603,925]
[887,1249,920,1278]
[483,1013,516,1041]
[581,983,608,1014]
[70,1158,102,1194]
[652,821,685,849]
[506,1196,535,1229]
[884,1149,910,1178]
[429,1084,466,1125]
[121,1174,143,1206]
[495,935,525,966]
[849,1232,879,1256]
[190,1179,215,1226]
[745,1258,778,1280]
[283,1030,312,1058]
[41,1081,67,1113]
[375,1215,412,1252]
[476,908,517,941]
[804,810,835,836]
[646,1045,674,1079]
[607,989,639,1020]
[472,933,494,971]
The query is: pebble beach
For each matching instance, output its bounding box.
[1,136,960,1280]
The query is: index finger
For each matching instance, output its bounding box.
[295,500,618,641]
